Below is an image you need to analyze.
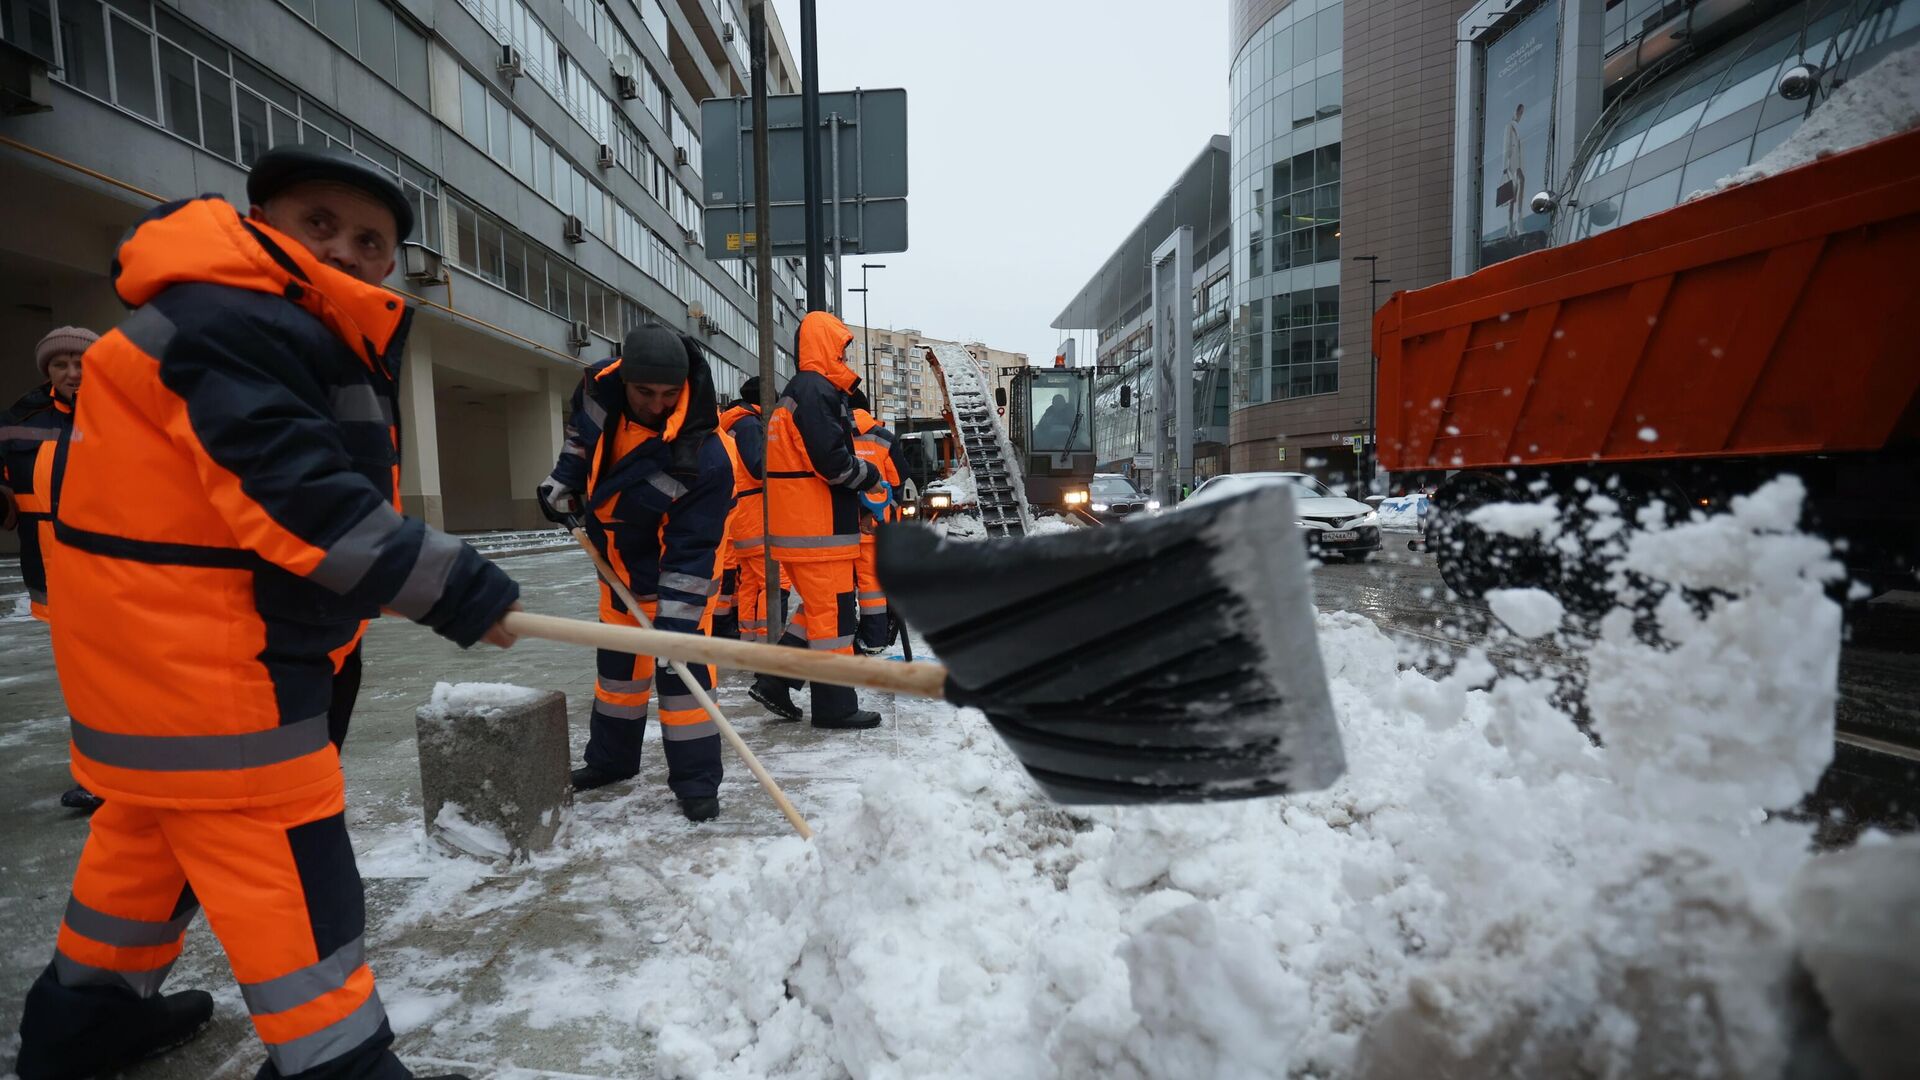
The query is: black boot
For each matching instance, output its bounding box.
[814,709,883,730]
[679,795,720,822]
[570,764,635,792]
[749,677,803,722]
[16,967,214,1080]
[58,786,103,813]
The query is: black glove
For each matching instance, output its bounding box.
[536,475,580,526]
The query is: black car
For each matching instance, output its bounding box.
[1088,474,1160,522]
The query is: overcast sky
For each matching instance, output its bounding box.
[766,0,1228,361]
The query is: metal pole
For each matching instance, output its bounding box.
[861,283,872,400]
[830,113,843,315]
[751,1,782,642]
[1353,255,1385,491]
[800,0,825,310]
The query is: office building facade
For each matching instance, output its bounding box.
[0,0,817,535]
[1052,138,1233,484]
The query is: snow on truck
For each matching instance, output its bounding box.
[1374,123,1920,604]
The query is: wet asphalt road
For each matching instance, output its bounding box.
[1311,537,1920,844]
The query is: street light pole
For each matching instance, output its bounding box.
[857,261,886,414]
[1352,255,1390,491]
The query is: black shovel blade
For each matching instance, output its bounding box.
[877,487,1343,805]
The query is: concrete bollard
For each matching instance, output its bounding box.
[415,683,572,862]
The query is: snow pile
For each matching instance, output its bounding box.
[933,466,977,506]
[628,477,1846,1079]
[1375,493,1427,532]
[1705,39,1920,197]
[1025,514,1080,536]
[417,681,546,727]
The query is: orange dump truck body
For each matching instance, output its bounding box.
[1374,126,1920,476]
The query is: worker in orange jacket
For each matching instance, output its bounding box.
[2,326,105,813]
[14,147,517,1080]
[717,377,784,643]
[748,312,886,729]
[847,388,906,655]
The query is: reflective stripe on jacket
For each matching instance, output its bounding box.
[559,352,732,635]
[1,386,70,619]
[50,197,520,810]
[765,312,876,563]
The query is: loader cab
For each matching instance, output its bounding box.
[1005,366,1097,513]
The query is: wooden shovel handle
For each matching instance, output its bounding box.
[501,611,953,700]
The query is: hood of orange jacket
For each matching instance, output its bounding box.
[112,197,407,375]
[796,311,858,392]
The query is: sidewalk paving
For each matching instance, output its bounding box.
[0,550,917,1079]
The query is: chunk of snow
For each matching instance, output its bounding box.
[1468,499,1562,541]
[1486,587,1566,638]
[1704,40,1920,197]
[430,802,513,861]
[1789,836,1920,1080]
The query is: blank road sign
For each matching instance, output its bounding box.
[701,87,908,261]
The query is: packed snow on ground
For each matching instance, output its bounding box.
[569,477,1856,1079]
[1705,38,1920,197]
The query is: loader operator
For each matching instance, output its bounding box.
[2,325,104,813]
[847,388,906,655]
[717,376,784,644]
[14,146,520,1080]
[537,324,733,822]
[748,311,887,729]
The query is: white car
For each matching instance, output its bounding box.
[1184,472,1382,562]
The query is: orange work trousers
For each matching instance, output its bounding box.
[774,557,861,718]
[734,546,785,644]
[47,779,396,1077]
[854,540,890,650]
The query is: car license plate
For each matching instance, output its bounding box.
[1320,530,1358,542]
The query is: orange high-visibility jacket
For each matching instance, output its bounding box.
[851,408,904,539]
[0,386,70,621]
[765,312,877,562]
[717,401,766,553]
[50,197,519,810]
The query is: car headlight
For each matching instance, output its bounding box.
[1090,502,1109,512]
[901,504,917,517]
[1294,520,1311,528]
[1146,500,1161,511]
[1360,512,1378,526]
[929,494,951,508]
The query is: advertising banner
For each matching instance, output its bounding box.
[1478,0,1560,267]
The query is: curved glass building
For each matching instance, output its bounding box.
[1229,0,1345,412]
[1563,1,1920,241]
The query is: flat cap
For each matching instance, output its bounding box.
[247,145,415,242]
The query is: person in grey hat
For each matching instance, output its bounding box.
[3,325,101,814]
[538,324,734,820]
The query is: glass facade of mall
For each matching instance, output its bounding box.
[1564,0,1920,243]
[1229,0,1344,408]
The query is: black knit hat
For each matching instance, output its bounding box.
[620,324,691,385]
[738,376,761,405]
[247,145,415,242]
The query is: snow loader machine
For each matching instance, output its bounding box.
[1373,124,1920,608]
[914,344,1115,532]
